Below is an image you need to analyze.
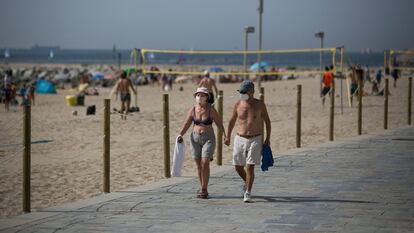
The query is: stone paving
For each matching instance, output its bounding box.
[0,127,413,233]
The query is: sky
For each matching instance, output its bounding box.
[0,0,413,52]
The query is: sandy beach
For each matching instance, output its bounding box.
[0,71,412,219]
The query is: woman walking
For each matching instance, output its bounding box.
[178,87,226,199]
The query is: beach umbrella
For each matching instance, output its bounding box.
[78,83,89,92]
[90,71,105,81]
[208,67,224,73]
[175,75,191,83]
[38,71,48,79]
[104,73,116,80]
[36,80,57,94]
[53,73,69,81]
[124,67,137,77]
[249,61,270,71]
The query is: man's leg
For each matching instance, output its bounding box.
[125,99,131,120]
[235,165,246,182]
[120,101,126,120]
[245,164,255,192]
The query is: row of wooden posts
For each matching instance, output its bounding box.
[20,77,412,213]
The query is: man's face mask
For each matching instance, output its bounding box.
[239,93,249,101]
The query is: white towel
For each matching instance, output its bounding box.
[171,136,185,177]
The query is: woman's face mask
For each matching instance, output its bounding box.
[195,95,207,104]
[239,93,249,101]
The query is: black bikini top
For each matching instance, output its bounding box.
[192,107,213,125]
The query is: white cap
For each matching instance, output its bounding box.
[193,87,210,97]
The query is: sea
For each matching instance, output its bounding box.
[0,47,385,68]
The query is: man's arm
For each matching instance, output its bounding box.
[262,102,271,145]
[224,102,238,146]
[198,79,206,88]
[212,80,218,96]
[110,80,119,99]
[129,79,137,95]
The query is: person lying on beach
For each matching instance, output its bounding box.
[115,71,136,120]
[177,87,226,199]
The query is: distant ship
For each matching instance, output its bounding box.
[360,48,372,54]
[4,48,10,58]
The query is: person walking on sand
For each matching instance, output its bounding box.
[321,66,333,106]
[27,83,36,106]
[3,83,12,112]
[115,71,136,120]
[198,71,218,105]
[224,80,271,203]
[177,87,226,199]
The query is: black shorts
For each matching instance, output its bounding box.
[321,87,331,96]
[208,92,214,104]
[120,93,131,102]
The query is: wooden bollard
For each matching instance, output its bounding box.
[103,99,110,193]
[23,105,31,213]
[384,79,389,130]
[358,77,363,135]
[260,87,265,102]
[296,85,302,148]
[163,94,171,178]
[329,80,335,141]
[408,77,412,125]
[216,90,223,166]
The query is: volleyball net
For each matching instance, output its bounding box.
[385,49,414,73]
[131,47,345,77]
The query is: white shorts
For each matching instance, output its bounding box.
[232,135,262,166]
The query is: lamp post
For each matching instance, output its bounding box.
[257,0,264,89]
[315,31,325,97]
[244,26,255,80]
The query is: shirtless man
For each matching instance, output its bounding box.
[198,71,218,105]
[224,80,271,203]
[116,71,136,120]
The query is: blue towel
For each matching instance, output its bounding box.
[261,144,274,171]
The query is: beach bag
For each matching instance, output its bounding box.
[86,105,96,115]
[171,136,185,177]
[76,94,85,106]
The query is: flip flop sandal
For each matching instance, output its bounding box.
[196,190,202,198]
[200,190,209,199]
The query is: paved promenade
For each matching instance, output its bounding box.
[1,127,413,233]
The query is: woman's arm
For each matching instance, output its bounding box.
[177,108,193,142]
[211,107,226,138]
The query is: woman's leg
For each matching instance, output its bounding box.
[200,157,210,192]
[194,158,202,190]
